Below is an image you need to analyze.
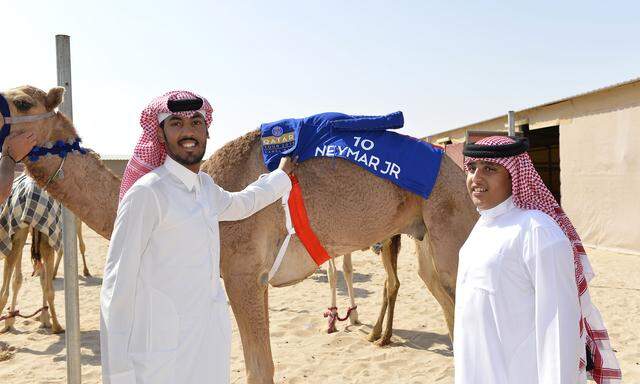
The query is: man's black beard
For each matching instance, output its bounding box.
[166,146,205,166]
[163,129,206,166]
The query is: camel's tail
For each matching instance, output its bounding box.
[389,234,401,255]
[30,229,43,277]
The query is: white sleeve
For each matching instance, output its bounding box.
[524,225,581,384]
[100,184,160,384]
[217,169,292,222]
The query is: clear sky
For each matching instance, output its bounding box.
[2,1,639,157]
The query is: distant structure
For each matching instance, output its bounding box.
[100,154,130,178]
[427,77,640,255]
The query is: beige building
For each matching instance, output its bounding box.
[426,78,640,255]
[100,154,130,178]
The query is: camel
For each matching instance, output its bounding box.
[3,85,478,384]
[52,217,89,278]
[0,226,62,333]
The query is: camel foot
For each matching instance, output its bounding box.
[3,317,16,329]
[39,312,52,329]
[0,325,13,334]
[374,335,392,347]
[51,325,65,334]
[83,269,92,277]
[324,308,339,334]
[349,309,360,325]
[367,330,381,342]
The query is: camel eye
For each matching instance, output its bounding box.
[14,99,33,112]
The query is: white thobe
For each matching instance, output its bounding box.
[454,196,584,384]
[100,156,291,384]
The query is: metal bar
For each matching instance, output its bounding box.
[56,34,82,384]
[507,110,515,136]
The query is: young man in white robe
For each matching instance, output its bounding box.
[454,136,621,384]
[100,91,296,384]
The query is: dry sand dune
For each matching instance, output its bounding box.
[0,226,638,383]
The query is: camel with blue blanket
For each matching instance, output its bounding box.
[2,85,477,384]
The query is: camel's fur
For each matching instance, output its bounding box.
[0,227,63,334]
[4,85,478,384]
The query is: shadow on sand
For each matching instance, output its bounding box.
[17,329,102,366]
[357,324,453,356]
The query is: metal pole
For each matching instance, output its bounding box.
[507,110,515,136]
[56,34,82,384]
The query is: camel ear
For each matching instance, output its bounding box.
[45,87,65,111]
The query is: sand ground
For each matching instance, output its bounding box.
[0,226,638,383]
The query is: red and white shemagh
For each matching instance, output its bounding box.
[464,136,621,383]
[119,91,213,200]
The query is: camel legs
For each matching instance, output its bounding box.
[7,246,24,331]
[415,234,456,341]
[325,253,359,332]
[1,227,28,333]
[52,218,90,278]
[342,253,359,325]
[225,274,275,384]
[53,249,62,279]
[367,235,400,346]
[38,233,63,333]
[77,219,90,277]
[326,256,339,333]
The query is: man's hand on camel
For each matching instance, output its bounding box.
[278,156,298,175]
[2,132,37,162]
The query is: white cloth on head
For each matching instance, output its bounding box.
[454,196,584,384]
[100,156,291,384]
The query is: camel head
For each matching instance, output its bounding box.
[1,85,80,150]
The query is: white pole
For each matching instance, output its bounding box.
[507,110,515,136]
[56,34,82,384]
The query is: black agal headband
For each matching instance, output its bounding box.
[463,137,529,158]
[167,98,203,113]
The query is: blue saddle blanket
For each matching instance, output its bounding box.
[260,112,444,199]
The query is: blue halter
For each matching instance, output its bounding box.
[0,93,86,161]
[0,94,12,151]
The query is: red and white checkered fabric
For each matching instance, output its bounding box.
[464,136,621,383]
[119,91,213,200]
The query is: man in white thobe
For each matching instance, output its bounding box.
[454,136,621,384]
[100,91,295,384]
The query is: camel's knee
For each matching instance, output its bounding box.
[0,289,9,306]
[342,254,353,275]
[327,261,337,287]
[44,279,55,301]
[387,277,400,297]
[11,271,22,292]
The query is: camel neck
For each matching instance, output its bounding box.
[24,150,120,239]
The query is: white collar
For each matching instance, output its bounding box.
[163,156,201,193]
[478,195,515,219]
